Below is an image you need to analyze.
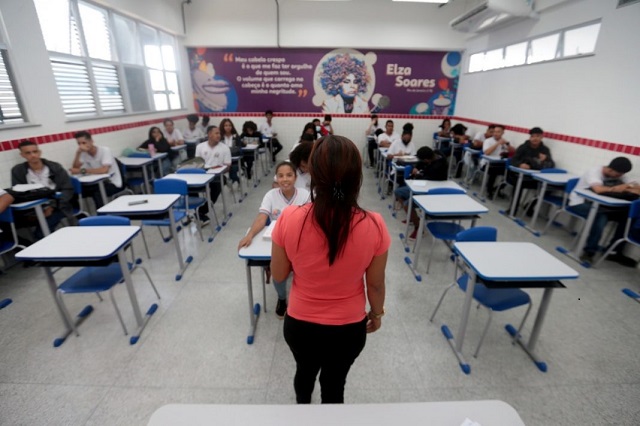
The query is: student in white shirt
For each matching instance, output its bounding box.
[183,114,205,159]
[71,131,123,208]
[366,114,382,167]
[289,140,313,191]
[195,125,232,222]
[479,124,513,199]
[163,118,184,147]
[386,130,416,160]
[237,161,310,318]
[377,120,401,148]
[258,110,283,162]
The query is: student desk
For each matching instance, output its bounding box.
[148,400,525,426]
[444,242,579,374]
[375,147,388,189]
[171,144,187,162]
[400,180,466,248]
[461,146,482,187]
[11,198,53,237]
[15,226,157,346]
[556,188,630,267]
[118,154,168,193]
[75,173,112,207]
[474,156,507,202]
[407,194,488,281]
[527,173,577,235]
[164,173,222,241]
[237,226,271,344]
[501,165,540,220]
[98,194,193,281]
[242,144,263,187]
[206,165,232,220]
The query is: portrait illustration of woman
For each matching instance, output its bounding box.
[320,54,371,114]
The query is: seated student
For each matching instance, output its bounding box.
[163,118,184,147]
[71,131,123,208]
[195,125,232,223]
[258,110,284,162]
[394,147,448,240]
[322,114,334,135]
[311,119,324,139]
[377,120,401,148]
[183,114,205,159]
[197,115,210,135]
[289,140,313,191]
[568,157,636,263]
[237,161,311,318]
[508,127,555,213]
[366,114,382,167]
[220,118,242,182]
[239,120,264,180]
[138,126,175,174]
[0,189,15,244]
[480,124,514,199]
[464,125,495,171]
[386,129,416,161]
[11,140,76,238]
[437,118,451,138]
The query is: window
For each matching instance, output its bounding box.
[34,0,182,118]
[0,21,25,125]
[467,20,601,73]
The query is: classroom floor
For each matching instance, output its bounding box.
[1,164,639,426]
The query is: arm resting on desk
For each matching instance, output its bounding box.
[238,213,269,249]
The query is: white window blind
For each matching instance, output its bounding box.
[0,50,25,124]
[51,58,96,116]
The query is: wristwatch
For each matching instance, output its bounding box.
[80,168,87,175]
[368,308,385,320]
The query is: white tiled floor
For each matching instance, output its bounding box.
[1,163,639,426]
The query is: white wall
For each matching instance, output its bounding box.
[456,0,640,147]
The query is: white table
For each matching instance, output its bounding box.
[118,154,168,193]
[163,173,222,241]
[400,180,466,247]
[474,155,506,202]
[75,173,112,207]
[237,226,271,344]
[98,194,192,281]
[527,173,577,235]
[408,194,488,281]
[446,242,579,374]
[557,188,631,267]
[503,165,540,219]
[11,198,52,237]
[15,226,157,346]
[148,400,525,426]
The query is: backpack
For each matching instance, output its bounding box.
[5,186,57,204]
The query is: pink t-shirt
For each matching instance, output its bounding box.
[272,204,391,325]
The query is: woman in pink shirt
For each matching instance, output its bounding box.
[271,135,390,404]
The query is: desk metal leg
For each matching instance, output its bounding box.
[405,208,425,282]
[33,205,51,237]
[505,172,524,219]
[245,262,261,345]
[524,181,546,237]
[98,181,108,206]
[169,208,192,280]
[400,190,414,251]
[205,181,221,242]
[157,158,165,177]
[440,268,475,374]
[557,201,598,268]
[474,165,489,203]
[118,250,158,345]
[142,166,151,194]
[505,288,553,372]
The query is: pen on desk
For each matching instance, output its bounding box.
[128,199,149,206]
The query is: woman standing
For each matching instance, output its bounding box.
[271,135,390,404]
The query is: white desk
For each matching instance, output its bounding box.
[237,226,271,344]
[164,173,221,241]
[98,194,192,281]
[557,188,631,267]
[503,166,540,219]
[401,180,466,247]
[11,198,52,237]
[75,173,112,206]
[15,226,157,346]
[474,156,506,202]
[446,242,579,374]
[148,400,525,426]
[527,173,577,235]
[408,194,488,281]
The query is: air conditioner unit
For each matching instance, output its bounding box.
[450,0,535,33]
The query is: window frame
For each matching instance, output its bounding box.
[0,17,29,128]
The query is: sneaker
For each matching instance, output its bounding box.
[275,298,287,319]
[408,229,418,241]
[579,251,594,264]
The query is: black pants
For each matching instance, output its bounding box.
[506,172,539,214]
[270,138,283,162]
[82,182,122,209]
[367,138,378,167]
[195,177,222,218]
[483,163,506,197]
[283,314,367,404]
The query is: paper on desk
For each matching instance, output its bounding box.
[207,166,226,174]
[460,418,481,426]
[12,183,45,192]
[262,220,277,240]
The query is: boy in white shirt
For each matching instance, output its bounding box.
[258,110,283,162]
[195,126,232,223]
[377,120,401,148]
[479,125,513,199]
[183,114,205,159]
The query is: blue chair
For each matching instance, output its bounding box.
[423,188,467,274]
[56,216,160,337]
[541,178,585,244]
[70,177,91,219]
[144,178,206,246]
[594,199,640,267]
[429,227,533,358]
[117,158,146,194]
[0,208,27,263]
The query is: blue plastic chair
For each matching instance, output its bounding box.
[430,227,533,358]
[70,177,91,219]
[117,158,146,194]
[541,178,586,243]
[519,168,567,213]
[423,188,467,274]
[403,164,414,180]
[0,208,27,262]
[144,178,206,244]
[594,199,640,267]
[55,216,160,337]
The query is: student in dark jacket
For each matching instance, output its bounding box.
[11,140,76,238]
[239,121,264,180]
[507,127,555,214]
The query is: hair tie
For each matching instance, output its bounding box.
[332,182,345,200]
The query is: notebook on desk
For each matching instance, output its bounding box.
[262,220,277,240]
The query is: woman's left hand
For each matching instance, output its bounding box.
[366,317,381,333]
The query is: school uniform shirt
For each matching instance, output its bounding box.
[377,131,401,147]
[387,139,416,157]
[26,165,56,189]
[195,142,232,169]
[258,121,275,138]
[480,137,508,168]
[79,146,122,187]
[295,171,311,191]
[183,127,205,142]
[569,166,629,206]
[164,128,183,145]
[259,187,310,221]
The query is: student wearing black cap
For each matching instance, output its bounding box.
[568,156,636,263]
